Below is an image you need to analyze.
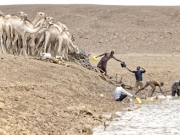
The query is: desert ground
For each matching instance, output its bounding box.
[0,4,180,135]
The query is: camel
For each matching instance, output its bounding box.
[34,22,79,60]
[2,12,47,54]
[33,21,66,57]
[27,16,55,55]
[11,17,49,55]
[4,11,48,55]
[55,31,79,60]
[0,11,17,53]
[33,20,64,56]
[3,12,28,53]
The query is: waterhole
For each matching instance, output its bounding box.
[93,96,180,135]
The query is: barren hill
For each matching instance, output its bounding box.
[0,4,180,135]
[1,5,180,54]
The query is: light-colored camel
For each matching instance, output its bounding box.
[55,30,79,60]
[3,12,27,53]
[34,21,66,56]
[34,22,79,60]
[4,11,47,55]
[34,21,68,50]
[11,17,48,55]
[3,12,46,54]
[0,11,17,53]
[27,16,55,55]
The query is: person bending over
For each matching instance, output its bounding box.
[135,79,166,97]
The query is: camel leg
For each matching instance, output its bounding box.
[56,37,63,57]
[4,24,11,53]
[43,32,50,53]
[34,35,44,56]
[3,33,7,52]
[21,34,28,55]
[64,44,69,60]
[28,38,35,56]
[17,36,22,55]
[11,33,19,54]
[0,32,5,53]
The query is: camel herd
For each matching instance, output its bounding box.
[0,11,79,60]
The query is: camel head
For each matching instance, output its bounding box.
[45,16,55,23]
[32,12,47,26]
[19,11,27,20]
[62,24,68,31]
[39,16,55,28]
[19,11,25,16]
[36,12,47,19]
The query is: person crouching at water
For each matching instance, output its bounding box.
[135,79,166,97]
[114,84,136,101]
[171,80,180,96]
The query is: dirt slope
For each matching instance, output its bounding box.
[0,54,122,134]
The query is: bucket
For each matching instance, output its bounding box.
[121,62,126,68]
[92,56,98,62]
[135,97,142,104]
[100,94,104,97]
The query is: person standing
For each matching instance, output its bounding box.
[135,79,166,97]
[96,51,122,76]
[114,84,136,101]
[171,80,180,96]
[126,66,146,89]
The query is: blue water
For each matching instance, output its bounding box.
[93,96,180,135]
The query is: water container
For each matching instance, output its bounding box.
[136,97,142,104]
[121,62,126,68]
[92,56,98,62]
[100,94,104,97]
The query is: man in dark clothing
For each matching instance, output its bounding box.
[126,66,146,89]
[171,80,180,96]
[96,51,122,76]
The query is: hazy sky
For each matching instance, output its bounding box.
[0,0,180,6]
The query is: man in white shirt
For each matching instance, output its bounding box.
[114,84,136,101]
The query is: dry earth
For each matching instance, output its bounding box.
[0,4,180,135]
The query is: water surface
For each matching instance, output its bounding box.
[93,96,180,135]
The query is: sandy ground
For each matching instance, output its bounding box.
[0,4,180,135]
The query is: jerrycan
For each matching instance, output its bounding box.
[136,97,142,104]
[121,62,126,68]
[92,56,98,62]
